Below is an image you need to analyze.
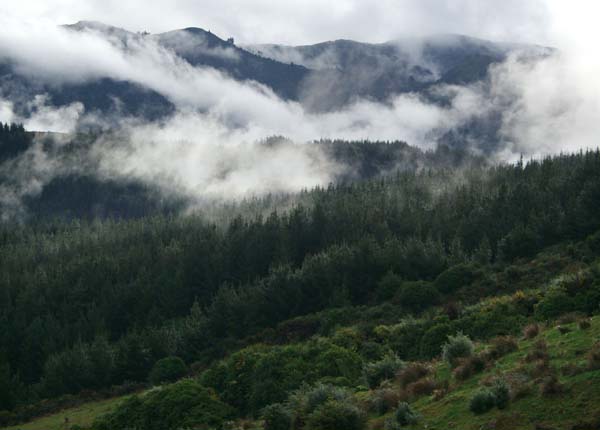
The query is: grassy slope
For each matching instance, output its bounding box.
[2,396,128,430]
[8,318,600,430]
[396,316,600,430]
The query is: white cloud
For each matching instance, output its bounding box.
[1,1,600,210]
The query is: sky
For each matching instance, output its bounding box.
[0,0,576,46]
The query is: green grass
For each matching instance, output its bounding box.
[6,314,600,430]
[394,316,600,430]
[2,395,128,430]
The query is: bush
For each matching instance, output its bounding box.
[397,363,429,388]
[525,340,549,363]
[392,402,420,427]
[148,356,188,385]
[394,281,440,312]
[579,319,592,330]
[442,333,474,367]
[370,389,404,416]
[92,379,234,430]
[587,342,600,370]
[561,363,583,376]
[376,271,403,302]
[523,323,540,339]
[469,389,496,414]
[557,312,583,325]
[262,403,291,430]
[419,323,453,359]
[306,400,366,430]
[489,336,518,359]
[434,264,478,294]
[490,379,510,410]
[540,375,564,397]
[289,384,352,418]
[363,354,405,388]
[406,378,436,397]
[453,355,486,381]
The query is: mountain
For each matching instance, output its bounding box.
[153,27,309,100]
[0,22,552,124]
[245,34,552,110]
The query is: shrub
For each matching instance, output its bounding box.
[557,312,583,325]
[453,355,486,381]
[262,403,291,430]
[406,379,436,397]
[540,375,564,397]
[397,363,429,388]
[376,271,403,302]
[92,379,234,430]
[529,359,552,379]
[148,356,187,385]
[525,340,549,363]
[394,281,440,312]
[469,389,496,414]
[443,301,462,320]
[370,388,404,415]
[561,363,583,376]
[419,323,453,359]
[490,379,510,410]
[489,336,518,359]
[306,400,366,430]
[442,333,474,367]
[392,402,420,427]
[523,323,540,339]
[434,264,478,294]
[579,319,591,330]
[363,354,405,388]
[587,342,600,370]
[0,411,14,428]
[535,286,576,320]
[289,384,352,418]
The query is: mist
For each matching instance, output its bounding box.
[0,2,600,215]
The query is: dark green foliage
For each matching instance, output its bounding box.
[0,361,24,411]
[434,264,478,294]
[306,400,366,430]
[498,224,540,262]
[262,403,292,430]
[419,322,453,359]
[394,281,441,312]
[376,271,403,302]
[391,402,420,427]
[200,342,363,415]
[92,379,234,430]
[41,339,114,397]
[469,389,496,414]
[148,356,187,385]
[288,384,356,429]
[469,379,510,414]
[535,269,600,320]
[442,333,474,367]
[363,354,405,388]
[0,122,30,161]
[491,379,510,409]
[370,388,402,415]
[3,147,600,413]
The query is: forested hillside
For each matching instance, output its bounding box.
[2,121,600,428]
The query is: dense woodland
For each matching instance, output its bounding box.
[1,123,600,428]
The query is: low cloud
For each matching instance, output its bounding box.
[0,95,84,133]
[1,7,600,216]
